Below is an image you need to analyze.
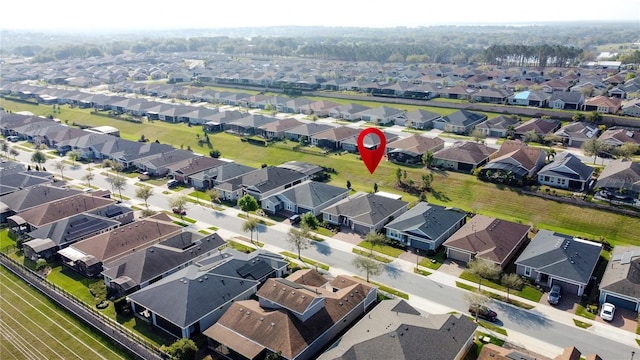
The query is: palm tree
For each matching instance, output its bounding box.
[83,170,95,188]
[242,217,260,244]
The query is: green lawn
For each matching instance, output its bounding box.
[46,264,101,305]
[0,267,132,360]
[352,248,393,263]
[459,271,543,302]
[357,241,405,258]
[279,251,330,271]
[2,97,639,245]
[354,276,409,300]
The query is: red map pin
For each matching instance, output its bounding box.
[358,128,387,174]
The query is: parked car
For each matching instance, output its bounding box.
[468,304,498,322]
[600,303,615,321]
[167,179,179,188]
[172,207,186,216]
[548,284,562,305]
[289,214,301,225]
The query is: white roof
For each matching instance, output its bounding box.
[58,247,86,262]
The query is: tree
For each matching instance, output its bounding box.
[352,255,382,282]
[237,194,259,216]
[587,110,603,124]
[421,173,434,191]
[373,183,378,193]
[1,142,8,157]
[616,142,640,159]
[501,273,524,302]
[300,212,319,230]
[169,194,189,219]
[522,130,539,143]
[135,185,154,210]
[395,167,403,185]
[31,150,46,167]
[242,217,260,244]
[287,227,311,259]
[67,150,81,165]
[109,175,127,201]
[346,180,351,189]
[582,138,605,164]
[467,258,500,291]
[422,151,434,168]
[206,189,220,203]
[9,148,19,160]
[111,161,124,173]
[463,292,490,323]
[471,129,487,143]
[572,112,585,122]
[364,232,387,255]
[53,160,66,180]
[83,170,95,188]
[160,338,197,360]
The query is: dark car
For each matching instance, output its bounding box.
[469,304,498,322]
[289,214,301,225]
[172,207,186,215]
[167,179,179,188]
[548,284,562,305]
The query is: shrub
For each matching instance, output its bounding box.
[35,259,47,271]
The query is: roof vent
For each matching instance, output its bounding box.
[259,317,264,321]
[270,322,275,327]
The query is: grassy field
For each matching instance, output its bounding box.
[3,97,639,245]
[0,266,132,360]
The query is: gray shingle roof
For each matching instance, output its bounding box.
[515,230,602,285]
[266,180,349,211]
[1,185,82,212]
[322,192,407,227]
[537,152,594,181]
[600,246,640,301]
[384,202,466,243]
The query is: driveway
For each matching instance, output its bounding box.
[332,229,363,246]
[594,306,638,333]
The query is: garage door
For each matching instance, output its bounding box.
[447,248,471,264]
[603,294,638,311]
[550,279,579,295]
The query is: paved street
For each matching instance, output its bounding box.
[6,145,637,359]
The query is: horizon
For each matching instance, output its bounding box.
[2,0,638,32]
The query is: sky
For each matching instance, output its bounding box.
[1,0,638,31]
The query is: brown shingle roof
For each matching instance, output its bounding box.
[443,215,530,266]
[491,140,545,172]
[387,134,445,155]
[16,194,115,227]
[71,218,182,263]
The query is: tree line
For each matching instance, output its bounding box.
[481,44,583,67]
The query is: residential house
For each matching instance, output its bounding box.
[387,134,445,164]
[622,98,640,117]
[599,246,640,312]
[22,213,121,261]
[167,156,226,184]
[258,118,303,140]
[400,109,443,130]
[58,217,183,277]
[443,215,530,268]
[384,202,467,252]
[284,123,336,143]
[102,232,226,298]
[507,90,550,107]
[341,130,397,153]
[515,230,602,296]
[548,92,585,110]
[284,98,314,113]
[595,159,640,201]
[439,86,475,100]
[540,79,571,93]
[474,115,520,138]
[203,269,377,360]
[297,100,341,117]
[318,299,477,360]
[357,106,406,126]
[321,192,408,234]
[310,126,361,150]
[215,166,308,202]
[598,128,640,148]
[472,88,511,104]
[128,260,260,338]
[537,152,594,192]
[433,110,487,134]
[224,114,279,136]
[514,118,561,139]
[7,194,116,238]
[191,162,256,192]
[432,141,497,173]
[203,110,245,132]
[134,149,199,177]
[583,96,622,114]
[328,103,371,121]
[554,122,599,147]
[0,185,83,223]
[478,141,547,186]
[261,180,350,217]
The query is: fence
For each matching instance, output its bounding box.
[0,252,165,360]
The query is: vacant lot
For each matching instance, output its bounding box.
[2,97,639,245]
[0,266,131,360]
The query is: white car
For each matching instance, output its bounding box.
[600,303,615,321]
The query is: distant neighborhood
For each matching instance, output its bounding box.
[1,47,640,360]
